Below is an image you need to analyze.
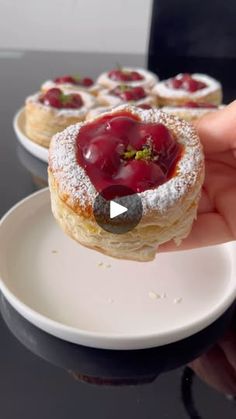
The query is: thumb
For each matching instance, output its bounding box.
[195,101,236,154]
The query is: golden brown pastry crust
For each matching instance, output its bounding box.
[162,105,225,122]
[25,91,96,148]
[48,105,205,261]
[152,74,222,107]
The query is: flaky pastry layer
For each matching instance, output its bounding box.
[48,104,205,261]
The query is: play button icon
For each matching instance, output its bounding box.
[110,200,128,219]
[93,185,143,234]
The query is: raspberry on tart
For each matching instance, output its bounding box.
[48,104,204,262]
[54,74,94,87]
[40,88,84,109]
[41,74,100,96]
[25,88,96,148]
[152,73,222,107]
[97,85,155,107]
[110,85,146,101]
[167,74,207,93]
[97,67,159,90]
[108,69,144,82]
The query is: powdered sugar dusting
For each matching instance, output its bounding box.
[162,104,225,119]
[97,88,155,107]
[97,67,159,89]
[41,79,99,95]
[49,104,204,214]
[152,73,221,99]
[26,90,96,117]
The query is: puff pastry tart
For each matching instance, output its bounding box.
[97,67,158,90]
[162,102,224,122]
[41,74,100,96]
[25,88,96,148]
[152,73,222,107]
[97,85,156,107]
[86,103,154,121]
[48,104,204,262]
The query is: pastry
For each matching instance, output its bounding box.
[25,88,96,148]
[86,103,154,121]
[152,73,222,106]
[97,67,158,90]
[97,85,156,107]
[48,104,204,262]
[85,105,114,121]
[41,74,100,95]
[162,102,224,122]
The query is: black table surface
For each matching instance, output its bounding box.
[0,50,236,419]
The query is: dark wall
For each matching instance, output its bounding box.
[148,0,236,102]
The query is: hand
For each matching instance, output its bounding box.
[189,329,236,396]
[159,101,236,252]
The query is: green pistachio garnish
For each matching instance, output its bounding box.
[74,74,81,82]
[60,92,72,104]
[123,149,136,159]
[123,146,152,161]
[135,147,152,160]
[119,84,130,92]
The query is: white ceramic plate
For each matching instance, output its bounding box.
[0,188,236,350]
[13,108,48,163]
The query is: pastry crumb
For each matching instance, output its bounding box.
[174,297,183,304]
[97,261,104,267]
[148,291,161,300]
[97,261,111,269]
[51,250,58,254]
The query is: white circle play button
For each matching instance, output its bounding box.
[110,200,128,219]
[93,185,143,234]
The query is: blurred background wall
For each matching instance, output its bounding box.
[0,0,152,54]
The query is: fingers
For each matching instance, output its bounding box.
[190,345,236,396]
[219,331,236,371]
[158,213,233,252]
[195,101,236,154]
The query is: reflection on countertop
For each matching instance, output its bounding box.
[1,294,235,389]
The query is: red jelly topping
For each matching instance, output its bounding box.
[54,74,94,87]
[181,101,217,109]
[108,69,144,82]
[76,112,182,194]
[167,74,207,93]
[138,104,152,110]
[111,85,146,101]
[40,88,83,109]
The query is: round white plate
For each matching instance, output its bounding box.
[13,108,48,163]
[0,189,236,350]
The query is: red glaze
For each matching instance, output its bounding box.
[40,88,83,109]
[138,104,152,110]
[76,112,182,194]
[54,75,94,87]
[111,86,146,101]
[108,69,144,82]
[167,74,207,93]
[181,101,217,109]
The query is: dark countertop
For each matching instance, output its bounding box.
[0,50,236,418]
